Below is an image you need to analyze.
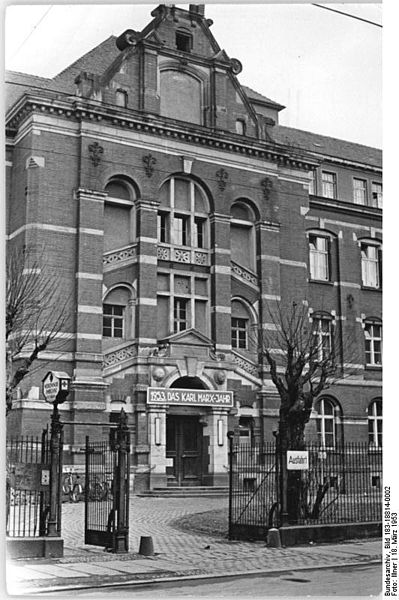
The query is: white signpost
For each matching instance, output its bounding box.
[42,371,71,404]
[287,450,309,470]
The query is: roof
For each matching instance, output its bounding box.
[242,85,285,110]
[5,70,70,111]
[54,36,120,87]
[273,125,382,168]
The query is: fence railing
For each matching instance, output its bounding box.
[228,439,382,539]
[6,433,52,538]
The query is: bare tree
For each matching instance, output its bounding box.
[6,246,71,414]
[259,300,359,523]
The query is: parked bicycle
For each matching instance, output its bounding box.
[62,472,83,503]
[87,474,113,502]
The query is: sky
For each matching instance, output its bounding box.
[4,2,383,148]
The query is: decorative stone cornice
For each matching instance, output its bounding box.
[6,93,319,172]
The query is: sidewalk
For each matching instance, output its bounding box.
[6,496,382,595]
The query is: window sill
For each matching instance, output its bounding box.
[361,285,382,292]
[365,364,382,371]
[309,278,333,286]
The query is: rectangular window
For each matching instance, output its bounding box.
[365,323,382,366]
[313,318,332,361]
[235,119,246,135]
[321,172,336,199]
[361,243,380,288]
[176,31,192,52]
[309,170,316,195]
[103,304,124,338]
[353,178,367,205]
[172,215,188,246]
[309,235,329,281]
[116,90,128,107]
[371,182,383,209]
[232,317,248,349]
[174,298,188,332]
[194,217,206,248]
[157,212,169,243]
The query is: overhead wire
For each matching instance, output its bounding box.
[10,6,54,60]
[311,4,382,28]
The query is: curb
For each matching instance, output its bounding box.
[10,557,382,595]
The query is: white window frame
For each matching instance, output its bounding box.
[368,400,382,448]
[364,321,382,366]
[312,316,332,362]
[157,270,209,336]
[321,171,336,199]
[353,178,367,205]
[309,234,329,281]
[371,182,383,209]
[158,178,209,249]
[103,303,125,338]
[231,317,248,349]
[361,243,381,288]
[316,398,337,449]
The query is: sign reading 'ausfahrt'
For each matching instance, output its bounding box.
[286,450,309,470]
[147,387,234,407]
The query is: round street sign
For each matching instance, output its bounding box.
[42,372,61,404]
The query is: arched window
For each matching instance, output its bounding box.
[104,178,136,253]
[316,397,342,449]
[230,201,256,271]
[160,70,202,124]
[157,177,209,248]
[368,400,382,447]
[102,286,135,348]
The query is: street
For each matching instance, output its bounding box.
[53,562,381,598]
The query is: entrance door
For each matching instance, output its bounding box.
[166,416,202,486]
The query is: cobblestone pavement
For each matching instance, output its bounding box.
[7,496,383,595]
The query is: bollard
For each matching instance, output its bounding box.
[266,528,281,548]
[139,536,154,556]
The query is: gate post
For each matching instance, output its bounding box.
[227,430,234,540]
[112,409,130,553]
[48,402,63,537]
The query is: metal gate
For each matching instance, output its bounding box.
[84,410,130,553]
[6,430,55,538]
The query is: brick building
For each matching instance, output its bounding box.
[6,4,382,491]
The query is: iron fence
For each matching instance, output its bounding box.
[6,433,52,537]
[228,439,382,539]
[298,442,382,525]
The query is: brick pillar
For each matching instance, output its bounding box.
[135,196,159,346]
[69,188,108,455]
[210,213,232,353]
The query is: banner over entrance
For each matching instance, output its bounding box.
[147,387,234,408]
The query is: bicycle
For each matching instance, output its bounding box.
[62,472,83,503]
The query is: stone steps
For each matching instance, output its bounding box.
[137,486,229,498]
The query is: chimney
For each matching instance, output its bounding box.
[189,4,205,17]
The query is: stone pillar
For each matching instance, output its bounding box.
[147,406,168,489]
[202,408,230,486]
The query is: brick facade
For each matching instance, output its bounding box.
[6,4,382,491]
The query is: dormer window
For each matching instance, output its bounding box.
[176,31,192,52]
[235,119,246,135]
[116,89,128,108]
